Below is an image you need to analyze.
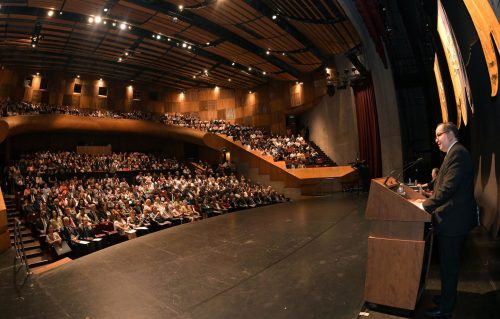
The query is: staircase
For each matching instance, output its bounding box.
[235,161,304,200]
[6,196,49,268]
[307,141,336,167]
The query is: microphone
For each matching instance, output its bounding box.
[384,157,423,186]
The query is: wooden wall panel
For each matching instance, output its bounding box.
[1,68,328,136]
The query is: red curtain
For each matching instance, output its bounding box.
[352,76,382,179]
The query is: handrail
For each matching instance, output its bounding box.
[13,217,31,299]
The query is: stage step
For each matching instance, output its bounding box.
[26,256,50,268]
[22,241,43,251]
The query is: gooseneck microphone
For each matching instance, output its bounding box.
[384,157,423,186]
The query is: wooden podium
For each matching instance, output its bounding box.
[364,177,432,310]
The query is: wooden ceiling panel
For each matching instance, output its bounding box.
[27,1,65,9]
[0,0,362,89]
[113,1,157,24]
[62,0,105,16]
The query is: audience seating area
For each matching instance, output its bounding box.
[0,100,336,169]
[9,151,288,262]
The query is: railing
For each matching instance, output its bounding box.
[13,217,31,299]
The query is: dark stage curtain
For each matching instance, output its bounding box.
[352,76,382,179]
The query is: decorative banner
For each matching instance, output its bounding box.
[463,0,499,97]
[434,54,449,123]
[437,0,474,127]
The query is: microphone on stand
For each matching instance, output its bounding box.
[384,157,423,186]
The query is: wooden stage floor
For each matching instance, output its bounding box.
[0,194,369,319]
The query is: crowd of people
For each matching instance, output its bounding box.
[1,100,335,168]
[16,152,288,259]
[9,151,178,177]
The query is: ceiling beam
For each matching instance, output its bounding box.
[125,0,300,78]
[242,0,327,62]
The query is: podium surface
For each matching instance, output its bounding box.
[364,178,432,310]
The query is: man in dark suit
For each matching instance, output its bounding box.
[419,122,478,318]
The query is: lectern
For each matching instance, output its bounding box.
[364,177,432,310]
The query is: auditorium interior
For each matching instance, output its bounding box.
[0,1,499,318]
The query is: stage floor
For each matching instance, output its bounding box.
[1,194,369,319]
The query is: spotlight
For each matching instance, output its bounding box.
[231,62,235,66]
[156,34,161,40]
[95,16,102,23]
[88,17,94,23]
[112,22,117,27]
[104,8,108,12]
[179,5,184,11]
[266,50,270,55]
[77,75,80,78]
[120,23,126,30]
[263,71,266,75]
[272,15,277,20]
[182,43,187,48]
[47,10,54,17]
[118,57,123,62]
[59,11,63,15]
[248,67,252,71]
[228,78,231,82]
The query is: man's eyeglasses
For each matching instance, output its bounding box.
[435,130,449,139]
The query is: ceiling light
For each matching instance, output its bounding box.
[182,43,187,48]
[77,75,80,78]
[206,42,210,46]
[88,17,94,23]
[266,50,270,55]
[156,34,161,40]
[112,22,116,27]
[59,11,63,15]
[248,67,252,71]
[118,57,123,62]
[249,91,253,94]
[193,75,196,79]
[47,10,54,17]
[282,52,286,56]
[188,45,191,49]
[95,16,102,23]
[272,15,277,20]
[228,78,231,82]
[167,38,171,41]
[99,78,103,81]
[36,72,39,76]
[231,62,235,66]
[31,44,36,48]
[128,25,132,30]
[104,8,108,12]
[263,71,266,75]
[179,5,184,11]
[124,52,129,56]
[120,23,126,30]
